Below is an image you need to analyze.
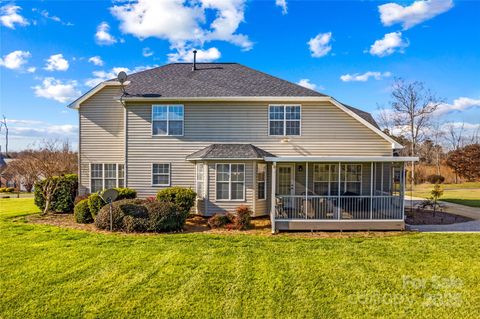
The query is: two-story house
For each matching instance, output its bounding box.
[68,61,417,232]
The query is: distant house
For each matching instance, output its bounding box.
[68,60,417,231]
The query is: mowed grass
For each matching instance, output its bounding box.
[408,183,480,207]
[1,198,480,318]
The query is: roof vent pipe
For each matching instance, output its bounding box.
[192,50,197,71]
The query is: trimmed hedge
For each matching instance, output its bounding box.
[156,187,196,217]
[426,174,445,184]
[34,174,78,213]
[0,187,15,193]
[87,193,105,218]
[94,199,184,232]
[74,199,93,224]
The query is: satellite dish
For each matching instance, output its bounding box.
[117,71,128,84]
[101,189,119,204]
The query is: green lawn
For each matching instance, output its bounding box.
[408,183,480,208]
[1,198,480,318]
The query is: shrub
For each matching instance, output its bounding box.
[232,205,252,230]
[74,194,90,205]
[74,199,93,224]
[426,174,445,184]
[0,187,15,193]
[156,187,196,217]
[34,174,78,213]
[88,193,105,218]
[207,214,230,229]
[145,201,185,232]
[94,199,146,231]
[94,198,188,233]
[113,187,137,200]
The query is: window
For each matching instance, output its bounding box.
[257,163,266,200]
[152,105,184,136]
[216,164,245,201]
[196,163,204,198]
[313,164,339,196]
[152,164,170,186]
[90,163,125,193]
[269,105,301,136]
[343,164,362,195]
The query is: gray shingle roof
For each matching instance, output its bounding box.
[186,144,275,160]
[342,103,380,128]
[122,63,326,98]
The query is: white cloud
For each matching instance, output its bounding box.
[110,0,252,59]
[0,4,29,29]
[85,65,157,87]
[95,21,117,45]
[340,71,392,82]
[36,9,74,26]
[0,50,31,70]
[369,32,408,57]
[44,54,69,71]
[33,77,81,103]
[296,79,317,90]
[142,47,154,57]
[379,0,453,30]
[167,47,221,63]
[435,97,480,116]
[308,32,332,58]
[27,66,36,73]
[276,0,288,15]
[88,56,104,66]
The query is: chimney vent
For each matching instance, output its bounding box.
[192,50,197,71]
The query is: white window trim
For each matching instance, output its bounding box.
[195,162,204,199]
[268,104,302,136]
[151,163,171,187]
[89,163,125,193]
[215,163,246,202]
[257,163,267,200]
[151,104,185,136]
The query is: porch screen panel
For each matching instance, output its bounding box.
[343,164,362,195]
[313,164,339,196]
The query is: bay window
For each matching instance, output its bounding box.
[196,163,205,198]
[216,164,245,201]
[257,163,266,200]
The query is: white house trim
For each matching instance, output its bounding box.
[263,156,419,162]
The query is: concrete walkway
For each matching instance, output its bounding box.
[404,196,480,232]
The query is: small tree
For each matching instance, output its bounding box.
[430,184,443,214]
[29,140,77,215]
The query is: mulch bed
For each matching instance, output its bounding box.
[405,209,473,225]
[23,213,405,238]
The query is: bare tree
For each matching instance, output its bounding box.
[444,122,465,151]
[390,78,444,183]
[27,140,77,214]
[430,121,445,175]
[3,150,41,192]
[0,115,8,156]
[375,106,397,135]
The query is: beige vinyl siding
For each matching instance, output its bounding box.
[78,86,125,194]
[125,101,391,215]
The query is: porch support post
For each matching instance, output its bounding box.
[271,162,277,233]
[204,161,208,215]
[370,162,374,219]
[305,162,309,219]
[401,162,405,219]
[337,162,341,220]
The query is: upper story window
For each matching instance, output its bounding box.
[269,105,301,136]
[152,105,184,136]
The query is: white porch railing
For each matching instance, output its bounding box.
[275,195,403,220]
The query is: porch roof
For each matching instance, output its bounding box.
[186,144,275,161]
[263,156,419,162]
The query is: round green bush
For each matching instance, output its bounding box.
[94,199,147,231]
[34,174,78,213]
[88,193,105,218]
[156,187,196,216]
[207,214,230,229]
[144,201,184,232]
[74,199,93,224]
[113,188,137,200]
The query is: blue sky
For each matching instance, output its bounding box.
[1,0,479,151]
